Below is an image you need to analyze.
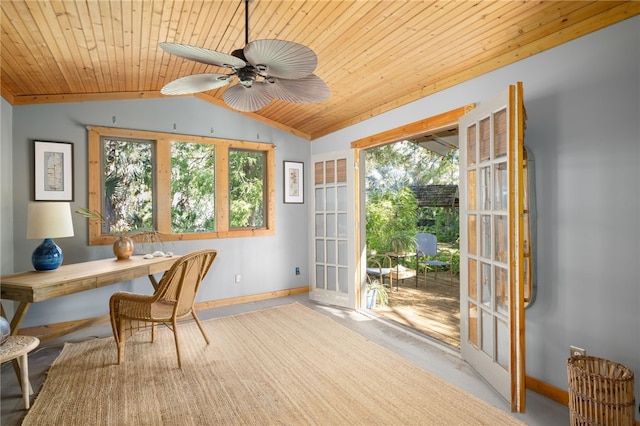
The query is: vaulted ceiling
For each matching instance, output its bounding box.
[1,1,638,140]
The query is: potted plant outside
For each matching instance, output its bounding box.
[366,279,388,309]
[389,231,416,255]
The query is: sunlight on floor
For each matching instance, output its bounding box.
[315,304,375,322]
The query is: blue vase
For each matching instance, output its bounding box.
[32,238,64,271]
[0,316,10,345]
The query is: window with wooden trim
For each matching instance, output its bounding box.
[229,149,266,228]
[86,126,275,245]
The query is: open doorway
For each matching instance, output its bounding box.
[364,127,461,349]
[357,89,530,408]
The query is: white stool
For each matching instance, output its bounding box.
[1,335,40,409]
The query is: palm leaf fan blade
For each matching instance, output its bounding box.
[266,74,330,103]
[159,42,245,69]
[161,74,232,95]
[223,82,273,112]
[244,39,317,79]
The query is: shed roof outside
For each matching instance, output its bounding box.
[409,185,459,208]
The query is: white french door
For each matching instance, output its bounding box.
[309,150,357,309]
[459,83,527,412]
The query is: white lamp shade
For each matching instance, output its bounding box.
[27,202,75,239]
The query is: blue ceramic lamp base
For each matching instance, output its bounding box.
[32,238,64,271]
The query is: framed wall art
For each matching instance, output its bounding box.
[34,140,74,201]
[283,161,304,204]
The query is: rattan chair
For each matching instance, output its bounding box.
[109,249,217,368]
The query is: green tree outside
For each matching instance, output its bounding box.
[366,141,460,272]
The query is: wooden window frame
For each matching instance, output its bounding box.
[87,126,275,245]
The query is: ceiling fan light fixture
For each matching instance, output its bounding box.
[238,66,258,87]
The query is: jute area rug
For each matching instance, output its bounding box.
[23,303,523,425]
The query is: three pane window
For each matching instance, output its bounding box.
[87,126,274,245]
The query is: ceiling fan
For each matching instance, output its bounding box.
[159,0,330,112]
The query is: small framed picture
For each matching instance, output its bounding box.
[283,161,304,204]
[34,140,74,201]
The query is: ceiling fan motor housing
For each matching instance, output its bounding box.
[238,66,257,88]
[231,48,247,62]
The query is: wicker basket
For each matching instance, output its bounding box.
[567,355,635,425]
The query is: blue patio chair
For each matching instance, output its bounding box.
[415,233,453,286]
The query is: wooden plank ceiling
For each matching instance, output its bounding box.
[1,1,638,140]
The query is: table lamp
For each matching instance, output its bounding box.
[27,202,74,271]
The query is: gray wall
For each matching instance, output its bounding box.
[313,17,640,408]
[1,97,14,276]
[3,97,311,327]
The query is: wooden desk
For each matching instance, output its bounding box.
[0,255,179,341]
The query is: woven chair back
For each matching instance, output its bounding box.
[156,249,217,319]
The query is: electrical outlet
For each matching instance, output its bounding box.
[570,345,586,357]
[295,267,300,275]
[235,274,241,283]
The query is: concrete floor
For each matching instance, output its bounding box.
[1,294,570,425]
